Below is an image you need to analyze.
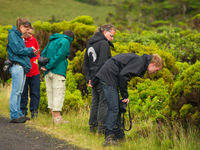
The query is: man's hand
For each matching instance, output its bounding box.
[33,47,40,55]
[41,67,47,71]
[88,80,93,88]
[122,98,129,104]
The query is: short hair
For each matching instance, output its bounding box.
[63,30,74,40]
[16,18,32,31]
[97,24,116,33]
[150,54,163,68]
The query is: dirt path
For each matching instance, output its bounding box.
[0,116,87,150]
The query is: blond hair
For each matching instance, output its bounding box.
[150,54,163,68]
[16,17,32,31]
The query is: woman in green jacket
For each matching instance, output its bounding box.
[40,30,74,124]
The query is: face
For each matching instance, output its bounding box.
[147,63,162,74]
[19,25,30,34]
[104,29,116,41]
[20,25,32,38]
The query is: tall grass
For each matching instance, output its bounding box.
[0,85,199,150]
[0,0,113,26]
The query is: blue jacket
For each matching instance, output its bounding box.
[7,26,34,73]
[40,33,73,78]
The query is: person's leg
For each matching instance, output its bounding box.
[96,82,107,134]
[45,72,53,113]
[89,86,99,133]
[29,74,40,118]
[20,77,29,116]
[9,65,26,121]
[101,81,120,145]
[52,73,67,124]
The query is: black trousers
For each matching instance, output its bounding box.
[89,81,107,133]
[20,74,40,115]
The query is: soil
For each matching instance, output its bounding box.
[0,116,87,150]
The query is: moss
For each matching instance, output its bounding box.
[179,104,193,117]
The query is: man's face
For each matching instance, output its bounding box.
[104,29,116,41]
[147,63,162,74]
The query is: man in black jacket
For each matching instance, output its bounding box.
[83,24,116,134]
[96,53,163,146]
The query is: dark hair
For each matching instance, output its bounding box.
[63,30,74,40]
[97,24,116,33]
[16,17,32,31]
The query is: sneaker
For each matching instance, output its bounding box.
[53,116,70,125]
[103,134,120,146]
[10,117,27,123]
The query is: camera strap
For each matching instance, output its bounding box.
[121,104,132,131]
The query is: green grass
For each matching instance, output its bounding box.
[0,85,200,150]
[0,0,113,26]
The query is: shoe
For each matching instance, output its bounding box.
[31,111,38,119]
[23,116,30,121]
[53,116,70,125]
[103,134,120,146]
[10,117,27,123]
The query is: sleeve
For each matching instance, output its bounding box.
[97,41,111,67]
[45,39,70,70]
[83,48,90,81]
[8,32,34,57]
[118,59,144,99]
[33,37,40,59]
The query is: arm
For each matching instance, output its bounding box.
[83,48,91,81]
[8,32,34,57]
[45,39,70,70]
[97,41,111,67]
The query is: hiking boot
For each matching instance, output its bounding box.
[31,111,38,119]
[10,117,27,123]
[23,116,30,121]
[103,134,119,146]
[53,116,70,125]
[115,129,125,142]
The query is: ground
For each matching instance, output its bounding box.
[0,116,86,150]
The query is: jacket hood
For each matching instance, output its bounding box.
[88,32,114,47]
[49,33,73,42]
[10,25,22,37]
[141,54,152,75]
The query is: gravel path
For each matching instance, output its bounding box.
[0,116,86,150]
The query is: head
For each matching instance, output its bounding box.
[16,18,33,36]
[98,24,116,41]
[63,30,74,41]
[147,54,163,74]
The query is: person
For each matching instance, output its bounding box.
[83,24,116,134]
[40,30,74,124]
[7,18,39,123]
[96,53,163,146]
[20,26,40,119]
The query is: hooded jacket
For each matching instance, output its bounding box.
[7,26,34,73]
[83,32,114,85]
[96,53,152,99]
[40,33,73,78]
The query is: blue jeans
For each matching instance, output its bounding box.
[89,81,107,133]
[9,64,26,120]
[101,81,121,137]
[21,74,40,115]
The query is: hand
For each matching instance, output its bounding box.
[41,67,47,71]
[33,48,40,55]
[122,98,129,104]
[88,80,93,88]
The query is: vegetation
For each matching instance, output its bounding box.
[0,0,200,149]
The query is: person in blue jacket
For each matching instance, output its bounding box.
[7,18,39,123]
[40,30,74,124]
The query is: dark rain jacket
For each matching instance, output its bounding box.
[40,33,73,78]
[7,26,34,73]
[96,53,152,99]
[83,32,114,86]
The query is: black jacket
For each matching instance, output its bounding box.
[83,32,113,85]
[96,53,152,99]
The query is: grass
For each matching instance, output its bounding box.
[0,85,200,150]
[0,0,113,26]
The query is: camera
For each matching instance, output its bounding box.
[119,100,127,113]
[38,57,50,66]
[3,60,12,72]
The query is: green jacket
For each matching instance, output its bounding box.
[41,33,73,78]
